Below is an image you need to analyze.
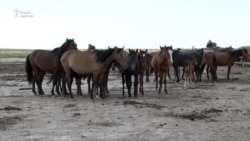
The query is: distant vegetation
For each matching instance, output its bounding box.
[0,49,33,58]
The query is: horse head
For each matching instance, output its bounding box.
[88,44,96,51]
[65,38,77,50]
[139,49,148,69]
[112,47,128,73]
[242,48,250,61]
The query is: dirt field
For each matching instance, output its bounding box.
[0,58,250,141]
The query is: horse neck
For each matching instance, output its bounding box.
[231,49,242,59]
[101,51,116,70]
[160,51,170,64]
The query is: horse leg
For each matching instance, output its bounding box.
[56,77,61,95]
[87,75,92,96]
[76,74,83,96]
[65,70,73,98]
[139,72,144,96]
[206,65,210,80]
[32,73,37,95]
[164,72,167,93]
[174,65,180,82]
[227,65,232,80]
[126,74,132,97]
[37,71,45,95]
[134,74,138,97]
[51,74,57,95]
[91,73,98,99]
[146,67,150,82]
[154,71,158,90]
[122,74,125,96]
[158,72,163,93]
[181,67,185,80]
[103,71,110,97]
[98,74,105,99]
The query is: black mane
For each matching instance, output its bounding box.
[231,49,242,59]
[95,48,116,63]
[51,39,77,62]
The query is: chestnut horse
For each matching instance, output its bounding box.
[60,47,128,99]
[151,46,173,93]
[201,51,217,81]
[138,49,148,95]
[213,48,249,80]
[25,39,77,95]
[183,55,197,88]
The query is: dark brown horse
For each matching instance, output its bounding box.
[138,49,147,95]
[60,47,128,99]
[213,48,249,80]
[122,49,140,97]
[25,39,77,95]
[151,46,173,93]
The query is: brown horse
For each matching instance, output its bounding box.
[213,48,249,80]
[183,55,197,88]
[60,47,128,99]
[201,51,217,81]
[151,46,173,93]
[25,39,77,95]
[138,49,147,95]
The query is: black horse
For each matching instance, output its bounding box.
[122,49,140,97]
[172,49,203,83]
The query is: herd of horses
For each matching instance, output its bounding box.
[25,39,250,99]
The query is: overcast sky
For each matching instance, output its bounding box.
[0,0,250,50]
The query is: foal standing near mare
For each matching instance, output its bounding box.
[151,46,173,93]
[172,49,203,83]
[25,39,77,95]
[122,49,140,97]
[138,49,148,95]
[183,55,197,88]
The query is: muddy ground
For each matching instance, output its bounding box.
[0,58,250,141]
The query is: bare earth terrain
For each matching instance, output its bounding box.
[0,58,250,141]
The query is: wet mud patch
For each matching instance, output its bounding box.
[0,106,22,111]
[165,108,223,121]
[0,116,24,130]
[88,121,123,127]
[123,101,165,110]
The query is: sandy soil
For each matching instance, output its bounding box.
[0,58,250,141]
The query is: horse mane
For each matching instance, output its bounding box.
[95,48,116,63]
[52,39,76,61]
[51,47,60,53]
[231,49,242,59]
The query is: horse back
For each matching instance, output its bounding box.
[29,50,54,73]
[214,52,233,66]
[61,50,102,74]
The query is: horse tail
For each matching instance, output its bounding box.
[25,55,33,84]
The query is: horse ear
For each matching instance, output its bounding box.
[66,38,68,40]
[146,49,148,53]
[136,49,138,53]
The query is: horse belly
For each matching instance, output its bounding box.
[70,61,100,75]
